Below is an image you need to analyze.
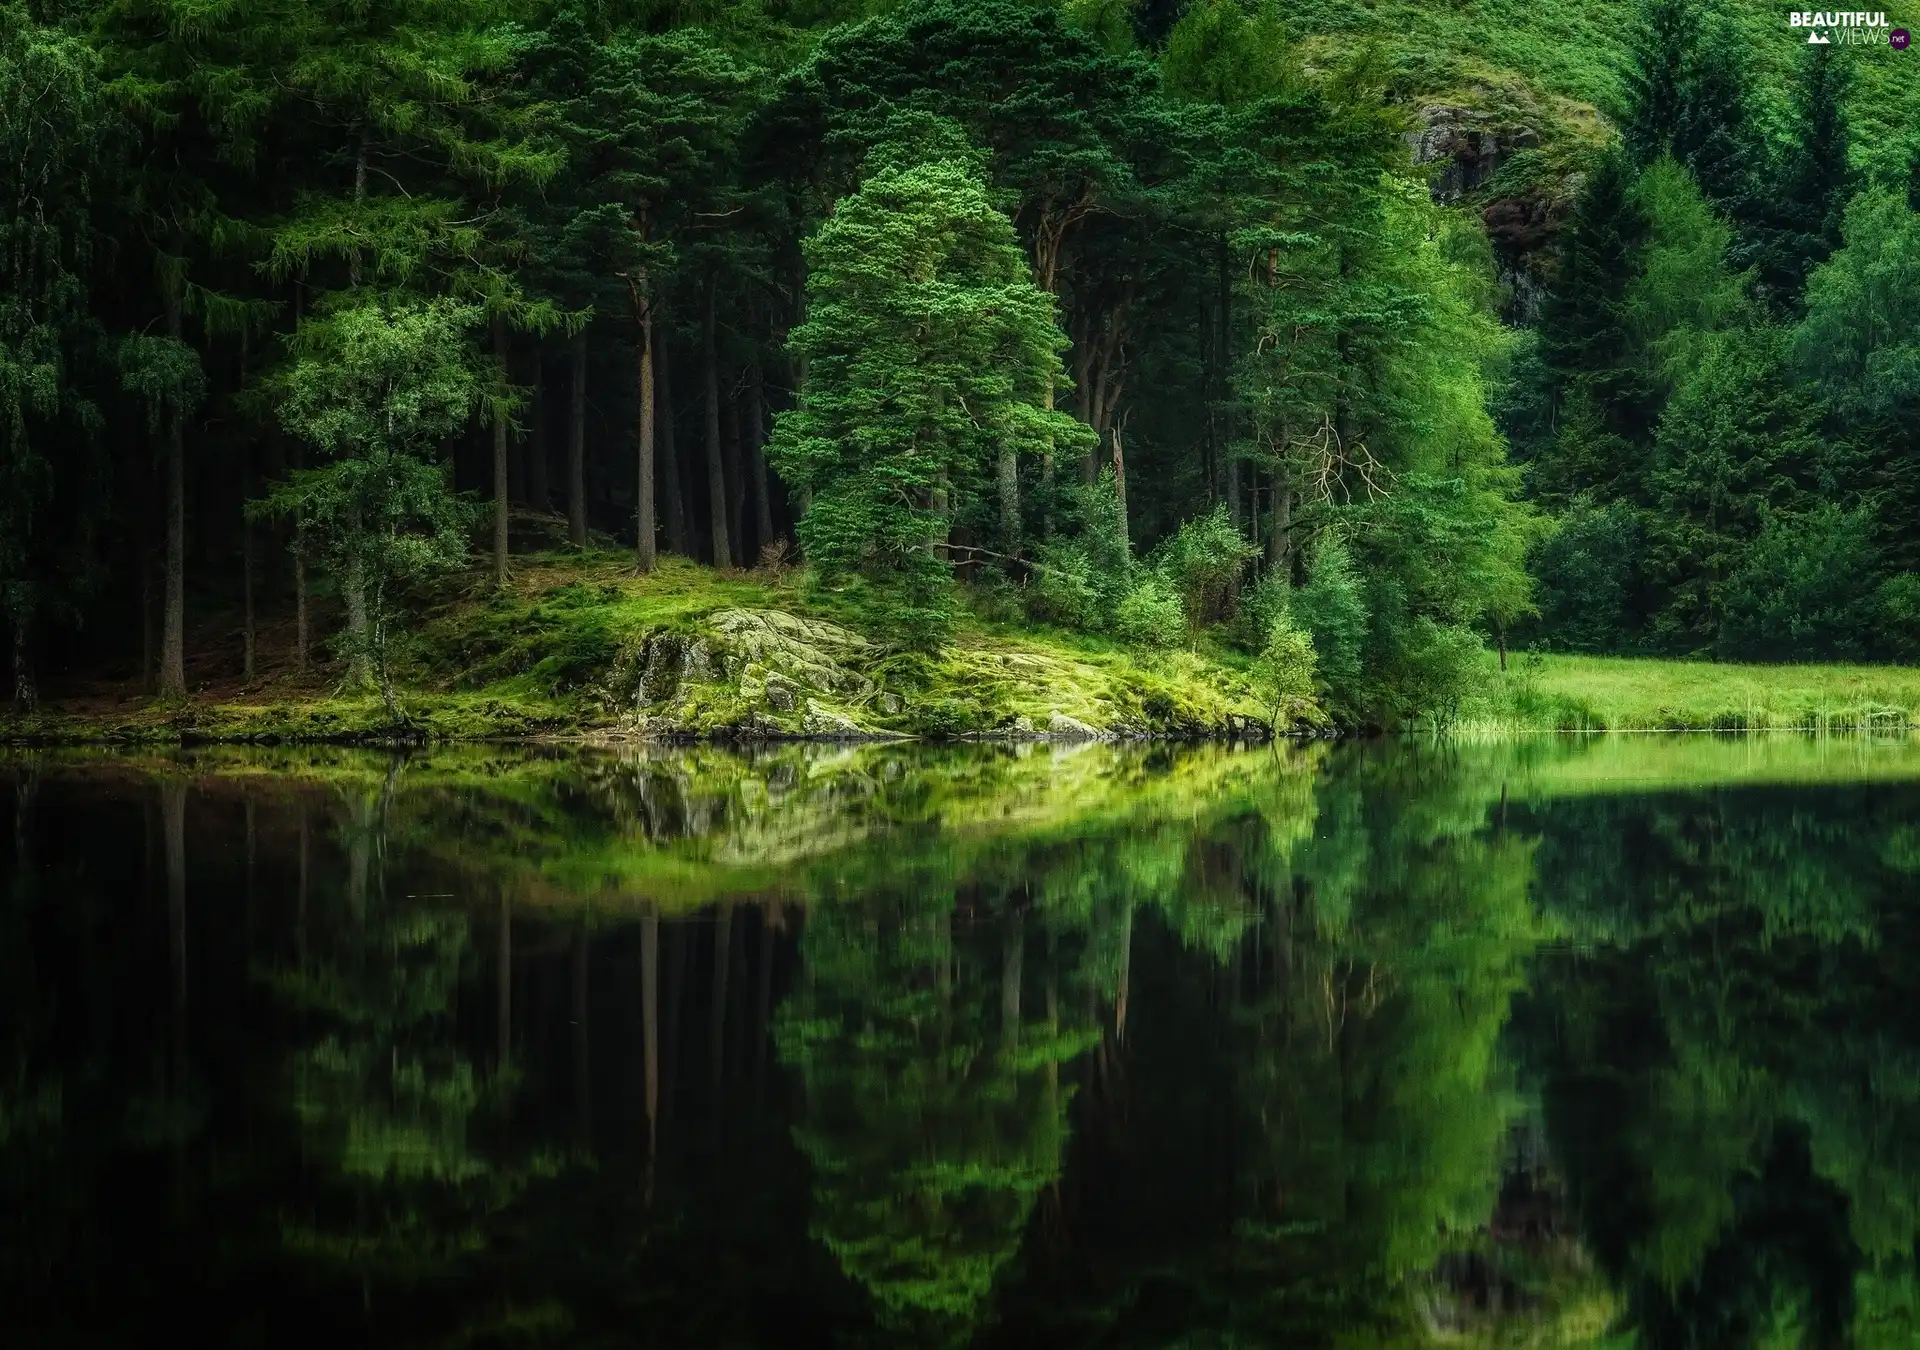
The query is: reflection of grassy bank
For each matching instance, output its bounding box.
[1481,654,1920,733]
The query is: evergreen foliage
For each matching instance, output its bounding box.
[3,0,1919,728]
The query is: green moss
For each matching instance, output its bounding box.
[5,553,1308,746]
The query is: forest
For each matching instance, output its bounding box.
[3,0,1918,732]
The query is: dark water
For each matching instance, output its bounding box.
[5,738,1920,1349]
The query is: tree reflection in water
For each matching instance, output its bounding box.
[2,738,1919,1347]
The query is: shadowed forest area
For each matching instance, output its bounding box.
[5,0,1919,738]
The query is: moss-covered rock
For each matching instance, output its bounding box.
[5,554,1327,746]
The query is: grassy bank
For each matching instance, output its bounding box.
[1486,653,1920,733]
[10,552,1920,746]
[0,552,1291,746]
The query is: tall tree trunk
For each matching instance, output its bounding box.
[344,546,371,687]
[702,278,731,569]
[242,442,256,684]
[492,314,511,589]
[1267,461,1292,573]
[525,354,549,511]
[635,293,657,574]
[747,362,774,551]
[1112,420,1130,553]
[789,255,811,525]
[722,374,746,562]
[567,330,588,548]
[658,334,687,556]
[160,252,187,701]
[998,445,1020,557]
[291,286,309,676]
[136,427,155,692]
[1226,452,1242,530]
[293,535,309,676]
[1216,239,1233,514]
[1040,378,1056,538]
[11,618,34,713]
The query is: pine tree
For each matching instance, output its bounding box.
[1621,0,1698,168]
[1622,1,1764,264]
[1755,45,1852,310]
[0,8,112,710]
[1532,149,1654,504]
[766,128,1089,638]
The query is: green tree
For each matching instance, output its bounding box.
[1532,148,1653,505]
[258,297,480,713]
[0,9,112,710]
[1621,0,1699,169]
[767,130,1088,637]
[1756,46,1852,311]
[519,18,755,572]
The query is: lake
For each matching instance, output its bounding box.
[4,737,1919,1348]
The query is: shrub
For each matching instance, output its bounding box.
[1234,573,1292,653]
[1026,541,1102,629]
[1156,505,1256,630]
[1290,539,1369,704]
[1251,616,1317,724]
[1112,572,1186,648]
[1529,500,1644,651]
[1394,618,1487,732]
[1069,468,1136,614]
[1720,506,1881,661]
[1877,573,1920,661]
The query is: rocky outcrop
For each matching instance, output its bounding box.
[1407,104,1540,204]
[594,606,1298,742]
[606,608,889,740]
[1404,86,1604,326]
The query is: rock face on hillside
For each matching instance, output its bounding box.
[597,607,1290,742]
[1404,91,1601,325]
[1407,104,1540,204]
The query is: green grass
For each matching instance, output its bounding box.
[1,551,1290,745]
[1486,653,1920,733]
[1287,0,1918,181]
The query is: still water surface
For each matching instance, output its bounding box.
[4,737,1920,1348]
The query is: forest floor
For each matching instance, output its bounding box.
[9,551,1920,745]
[0,550,1286,745]
[1485,653,1920,733]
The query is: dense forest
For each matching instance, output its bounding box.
[3,0,1918,728]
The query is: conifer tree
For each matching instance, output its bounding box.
[766,129,1089,638]
[1621,0,1698,169]
[1534,149,1653,503]
[0,9,112,710]
[1756,46,1852,310]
